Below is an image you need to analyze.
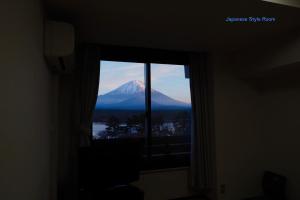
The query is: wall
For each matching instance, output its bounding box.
[133,168,191,200]
[259,87,300,200]
[213,54,264,200]
[233,29,300,77]
[235,31,300,200]
[0,0,53,200]
[213,46,300,200]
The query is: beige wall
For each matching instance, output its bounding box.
[0,0,53,200]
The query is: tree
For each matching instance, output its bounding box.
[106,116,120,132]
[174,111,189,135]
[125,114,146,136]
[152,114,164,131]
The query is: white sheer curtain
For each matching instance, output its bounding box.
[189,53,216,197]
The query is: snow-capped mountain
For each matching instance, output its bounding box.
[96,80,190,110]
[106,80,145,95]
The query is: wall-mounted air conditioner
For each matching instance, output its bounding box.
[44,20,75,74]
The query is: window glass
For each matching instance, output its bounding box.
[93,61,145,140]
[150,64,192,164]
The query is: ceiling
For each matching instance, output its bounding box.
[262,0,300,8]
[45,0,300,52]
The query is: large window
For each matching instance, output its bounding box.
[93,60,192,169]
[93,61,145,140]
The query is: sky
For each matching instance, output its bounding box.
[98,61,191,103]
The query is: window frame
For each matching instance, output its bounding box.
[92,45,191,170]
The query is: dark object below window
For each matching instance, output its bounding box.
[92,185,143,200]
[142,153,190,170]
[80,184,143,200]
[79,138,143,194]
[243,171,287,200]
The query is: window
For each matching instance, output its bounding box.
[93,60,192,169]
[93,61,145,140]
[149,64,191,169]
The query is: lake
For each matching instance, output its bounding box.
[92,122,108,138]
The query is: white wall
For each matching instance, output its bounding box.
[0,0,53,200]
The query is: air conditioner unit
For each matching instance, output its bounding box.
[45,20,75,74]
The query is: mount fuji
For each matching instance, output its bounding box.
[95,80,190,110]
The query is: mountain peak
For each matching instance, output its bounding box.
[107,80,145,95]
[127,80,145,88]
[97,80,191,110]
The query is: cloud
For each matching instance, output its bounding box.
[151,64,183,81]
[98,62,144,94]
